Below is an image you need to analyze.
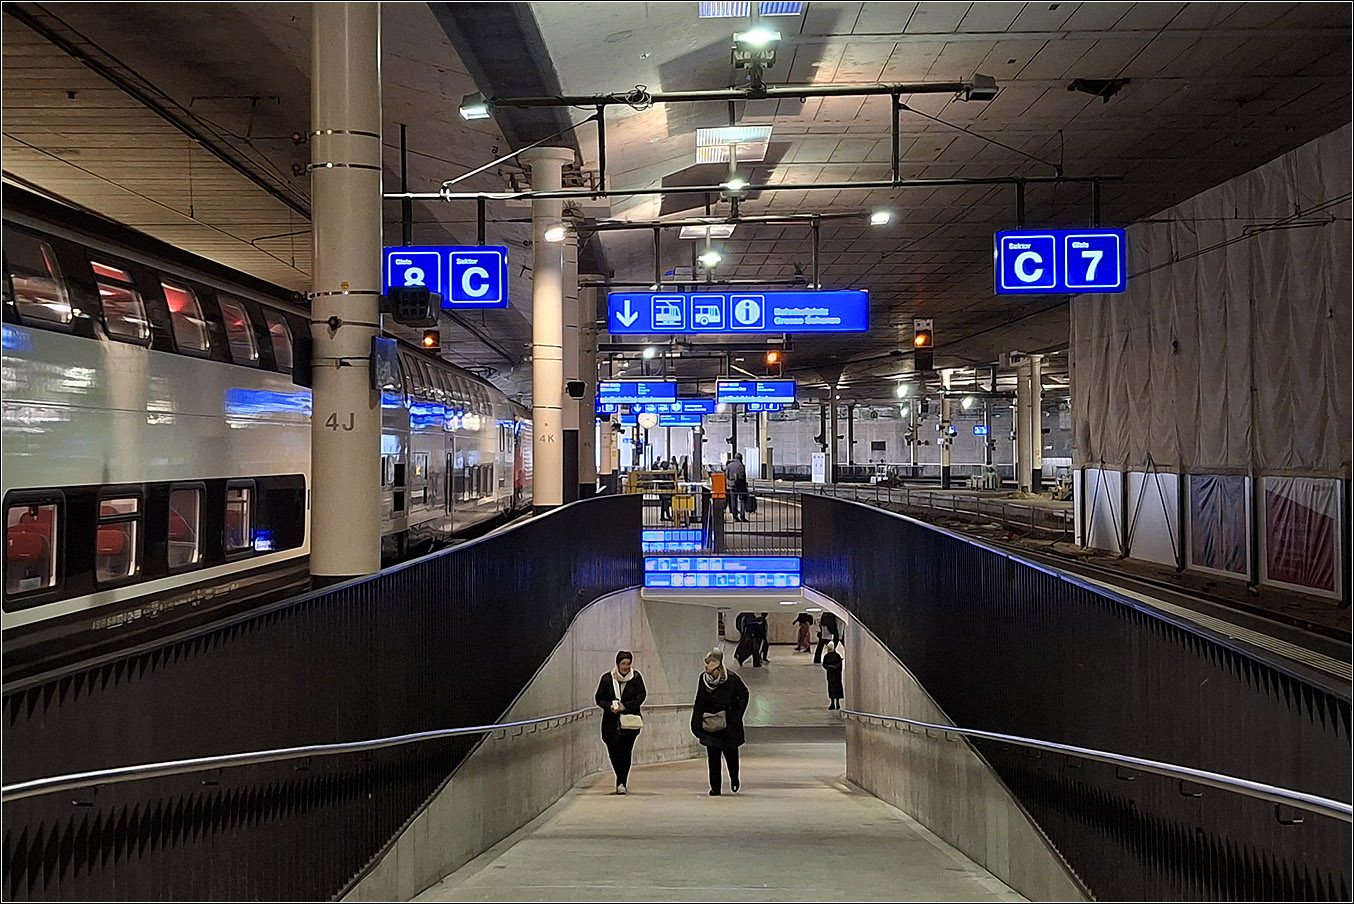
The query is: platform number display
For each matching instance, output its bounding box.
[994,229,1126,295]
[384,245,510,309]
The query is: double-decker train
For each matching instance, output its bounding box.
[2,187,532,676]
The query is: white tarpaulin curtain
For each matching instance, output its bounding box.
[1071,125,1352,478]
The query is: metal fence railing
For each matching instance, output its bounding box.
[2,494,642,902]
[803,495,1351,901]
[629,473,801,556]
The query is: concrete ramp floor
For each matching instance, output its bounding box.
[412,653,1026,903]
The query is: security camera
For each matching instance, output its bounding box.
[565,380,586,400]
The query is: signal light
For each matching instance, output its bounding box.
[765,348,783,376]
[421,329,440,350]
[912,318,934,372]
[765,350,781,365]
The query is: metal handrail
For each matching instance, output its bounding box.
[839,708,1353,823]
[2,707,596,804]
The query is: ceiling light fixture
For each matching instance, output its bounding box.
[720,177,749,194]
[543,224,568,243]
[895,383,910,398]
[732,28,780,69]
[458,92,493,120]
[962,396,975,410]
[869,210,893,226]
[679,224,737,240]
[698,248,723,267]
[643,346,658,359]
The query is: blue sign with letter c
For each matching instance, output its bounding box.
[384,245,510,309]
[994,229,1126,295]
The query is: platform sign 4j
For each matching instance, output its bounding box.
[994,229,1126,295]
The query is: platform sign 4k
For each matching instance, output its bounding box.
[994,229,1126,295]
[384,245,510,308]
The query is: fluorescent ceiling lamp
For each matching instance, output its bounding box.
[458,92,492,121]
[543,224,568,243]
[698,1,750,16]
[736,27,781,48]
[696,125,773,164]
[699,1,803,16]
[679,224,737,240]
[778,600,798,605]
[869,210,893,226]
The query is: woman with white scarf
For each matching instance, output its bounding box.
[690,648,750,795]
[595,650,647,794]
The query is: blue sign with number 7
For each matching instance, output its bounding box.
[994,229,1126,295]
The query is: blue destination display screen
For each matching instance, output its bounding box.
[641,529,706,552]
[643,556,802,589]
[716,380,796,404]
[608,290,868,334]
[597,381,678,404]
[994,228,1127,295]
[659,414,703,426]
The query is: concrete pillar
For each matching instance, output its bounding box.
[309,2,382,579]
[520,147,574,513]
[829,390,840,483]
[940,370,953,489]
[578,278,601,497]
[846,402,856,466]
[560,234,580,503]
[1016,355,1045,493]
[758,411,770,480]
[908,400,919,479]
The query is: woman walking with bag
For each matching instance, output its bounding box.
[596,650,647,794]
[691,648,750,796]
[822,641,845,710]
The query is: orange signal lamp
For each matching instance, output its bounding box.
[765,350,782,365]
[421,329,440,349]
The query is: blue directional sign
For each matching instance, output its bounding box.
[596,402,619,414]
[597,381,678,404]
[716,380,796,405]
[994,229,1126,295]
[633,399,716,415]
[643,555,802,589]
[608,290,869,334]
[618,413,639,426]
[974,425,989,436]
[745,402,783,413]
[658,414,703,427]
[384,245,510,308]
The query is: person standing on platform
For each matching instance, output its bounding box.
[595,650,647,794]
[814,610,841,663]
[794,612,814,653]
[724,453,748,522]
[692,648,750,795]
[822,641,845,710]
[757,612,771,663]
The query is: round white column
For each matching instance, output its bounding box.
[520,147,575,512]
[309,1,382,578]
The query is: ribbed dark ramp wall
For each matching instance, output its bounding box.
[802,494,1350,902]
[2,495,641,901]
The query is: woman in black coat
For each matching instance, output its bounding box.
[595,650,647,794]
[822,642,844,710]
[690,648,750,795]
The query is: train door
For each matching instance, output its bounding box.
[445,440,455,534]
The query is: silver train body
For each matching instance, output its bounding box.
[2,189,531,670]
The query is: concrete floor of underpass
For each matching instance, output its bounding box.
[411,647,1026,903]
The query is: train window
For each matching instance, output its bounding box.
[217,294,259,366]
[161,282,211,354]
[5,502,59,596]
[5,230,73,327]
[95,496,141,585]
[224,483,253,553]
[167,486,203,570]
[91,261,151,344]
[263,309,293,373]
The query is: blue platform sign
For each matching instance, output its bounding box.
[644,556,802,589]
[974,425,989,436]
[994,229,1126,295]
[608,290,868,334]
[383,245,510,308]
[658,414,703,427]
[598,381,678,404]
[596,402,619,415]
[633,399,716,415]
[745,402,783,413]
[618,413,639,426]
[716,380,796,405]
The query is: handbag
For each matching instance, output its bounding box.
[613,676,643,730]
[701,710,727,732]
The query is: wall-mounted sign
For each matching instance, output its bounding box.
[974,425,990,436]
[994,229,1126,295]
[716,380,796,404]
[744,402,783,412]
[383,245,510,308]
[658,414,703,426]
[607,290,869,334]
[597,381,678,404]
[811,452,827,484]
